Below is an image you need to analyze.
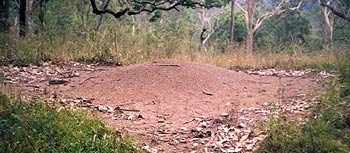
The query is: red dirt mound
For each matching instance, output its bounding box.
[59,60,316,128]
[1,60,319,152]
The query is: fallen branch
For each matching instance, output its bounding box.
[25,85,40,88]
[49,78,69,85]
[116,102,135,107]
[202,90,214,96]
[79,77,97,85]
[114,106,140,112]
[156,64,180,67]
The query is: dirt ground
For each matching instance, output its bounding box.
[1,60,322,152]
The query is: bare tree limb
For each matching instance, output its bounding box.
[93,0,111,32]
[90,0,205,19]
[254,1,303,32]
[320,2,350,23]
[235,2,247,14]
[236,0,303,53]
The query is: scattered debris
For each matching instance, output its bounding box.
[0,61,98,86]
[245,69,311,77]
[245,68,338,78]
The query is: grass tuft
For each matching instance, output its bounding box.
[0,93,140,153]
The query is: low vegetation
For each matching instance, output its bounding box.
[0,94,140,153]
[256,54,350,152]
[0,31,342,71]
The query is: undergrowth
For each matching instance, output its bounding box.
[256,54,350,152]
[0,31,343,70]
[0,94,140,153]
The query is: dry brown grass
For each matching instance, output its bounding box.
[172,48,337,70]
[0,32,340,70]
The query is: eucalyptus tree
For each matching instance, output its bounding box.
[318,0,350,49]
[229,0,235,46]
[235,0,304,53]
[319,0,350,23]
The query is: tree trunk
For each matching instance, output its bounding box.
[93,0,110,32]
[229,0,235,43]
[19,0,27,37]
[319,0,334,50]
[132,16,135,36]
[236,0,301,53]
[38,0,45,27]
[246,30,253,54]
[199,28,206,53]
[0,0,10,32]
[199,8,206,53]
[245,0,256,54]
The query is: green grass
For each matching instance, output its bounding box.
[0,94,140,153]
[256,54,350,153]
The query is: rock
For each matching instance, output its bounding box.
[199,121,207,128]
[220,113,229,117]
[238,123,246,128]
[245,143,255,150]
[180,127,188,131]
[179,138,187,143]
[137,114,145,119]
[226,148,242,153]
[240,134,249,142]
[98,105,108,112]
[263,102,269,107]
[127,115,135,120]
[191,127,202,132]
[191,138,200,142]
[82,98,94,103]
[107,106,114,113]
[142,145,157,153]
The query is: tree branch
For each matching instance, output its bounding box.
[90,0,205,19]
[90,0,129,18]
[320,2,350,23]
[253,0,303,32]
[93,0,111,31]
[235,2,247,14]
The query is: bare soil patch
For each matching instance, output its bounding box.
[1,60,322,152]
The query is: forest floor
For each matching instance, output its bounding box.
[0,60,334,152]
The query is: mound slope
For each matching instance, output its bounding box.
[59,60,316,128]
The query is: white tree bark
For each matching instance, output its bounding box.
[236,0,303,53]
[318,0,334,49]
